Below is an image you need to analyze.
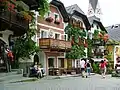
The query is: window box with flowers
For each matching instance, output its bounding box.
[54,19,60,24]
[45,16,53,22]
[0,0,16,11]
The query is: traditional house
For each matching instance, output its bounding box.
[36,0,71,75]
[106,24,120,67]
[87,0,108,61]
[65,4,91,69]
[0,0,32,72]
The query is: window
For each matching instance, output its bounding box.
[55,33,60,39]
[97,25,99,29]
[54,13,59,20]
[48,58,54,67]
[45,11,51,18]
[41,31,47,38]
[91,24,94,28]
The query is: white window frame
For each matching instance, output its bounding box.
[40,29,49,38]
[54,32,61,39]
[54,12,60,20]
[44,11,51,18]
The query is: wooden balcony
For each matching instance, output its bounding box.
[0,10,29,36]
[21,0,38,10]
[39,38,71,52]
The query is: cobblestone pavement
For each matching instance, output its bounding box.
[1,74,120,90]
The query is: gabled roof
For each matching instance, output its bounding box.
[88,16,100,24]
[106,24,120,42]
[66,4,91,30]
[88,16,107,32]
[66,4,85,15]
[50,0,69,22]
[89,0,98,12]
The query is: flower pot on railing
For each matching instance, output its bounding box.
[45,16,53,22]
[0,0,8,11]
[54,19,60,24]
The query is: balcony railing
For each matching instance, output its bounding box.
[39,38,71,52]
[0,10,29,35]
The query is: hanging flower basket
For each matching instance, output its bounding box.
[54,19,60,24]
[45,16,53,22]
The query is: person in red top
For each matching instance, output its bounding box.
[99,60,106,78]
[7,50,14,61]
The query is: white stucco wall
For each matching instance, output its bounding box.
[0,30,13,45]
[38,51,46,69]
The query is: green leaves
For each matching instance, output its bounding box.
[65,24,86,59]
[13,9,40,61]
[38,0,49,17]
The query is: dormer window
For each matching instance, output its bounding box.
[54,13,59,20]
[115,25,119,28]
[97,25,99,29]
[45,11,51,17]
[91,24,94,28]
[54,13,60,24]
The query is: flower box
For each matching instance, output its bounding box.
[45,16,53,22]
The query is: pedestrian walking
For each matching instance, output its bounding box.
[80,59,86,78]
[104,58,108,76]
[86,60,92,78]
[99,60,106,78]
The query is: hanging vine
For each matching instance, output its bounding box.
[12,0,49,68]
[65,24,87,59]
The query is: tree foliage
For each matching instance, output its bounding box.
[87,38,93,58]
[65,24,86,59]
[13,15,39,61]
[38,0,49,17]
[13,0,49,62]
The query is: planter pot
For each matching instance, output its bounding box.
[46,17,53,22]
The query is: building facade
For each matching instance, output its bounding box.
[87,0,107,61]
[36,0,71,75]
[66,4,91,68]
[0,0,31,72]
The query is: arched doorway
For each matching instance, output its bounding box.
[34,54,39,65]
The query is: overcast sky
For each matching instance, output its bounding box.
[59,0,120,27]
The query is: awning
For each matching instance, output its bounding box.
[92,58,108,62]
